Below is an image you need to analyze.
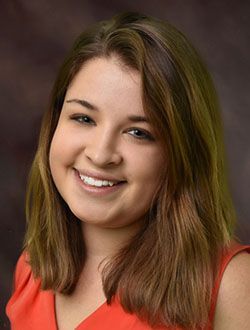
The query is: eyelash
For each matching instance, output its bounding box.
[71,114,94,125]
[70,114,154,141]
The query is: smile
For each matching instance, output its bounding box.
[74,169,126,197]
[79,174,118,187]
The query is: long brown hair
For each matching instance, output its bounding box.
[23,12,236,328]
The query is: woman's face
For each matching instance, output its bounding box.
[49,56,165,229]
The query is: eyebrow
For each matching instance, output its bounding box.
[66,98,149,123]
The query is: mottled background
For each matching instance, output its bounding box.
[1,0,249,328]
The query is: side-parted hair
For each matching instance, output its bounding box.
[23,12,236,329]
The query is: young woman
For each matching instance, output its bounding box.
[6,11,250,330]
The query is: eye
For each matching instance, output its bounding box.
[127,128,154,141]
[70,114,95,125]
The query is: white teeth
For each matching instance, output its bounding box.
[79,174,117,187]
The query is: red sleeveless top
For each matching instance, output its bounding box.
[6,242,250,330]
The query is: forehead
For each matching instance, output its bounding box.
[65,57,144,115]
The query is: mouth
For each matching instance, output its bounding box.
[74,169,127,191]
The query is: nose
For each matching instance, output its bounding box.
[84,129,123,167]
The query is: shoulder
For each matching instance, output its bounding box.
[214,249,250,329]
[6,251,34,317]
[13,251,32,291]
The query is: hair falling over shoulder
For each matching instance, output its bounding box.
[23,12,237,329]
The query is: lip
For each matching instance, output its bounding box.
[74,168,126,183]
[74,169,126,196]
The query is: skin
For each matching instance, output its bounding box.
[214,251,250,329]
[49,56,166,329]
[49,55,165,257]
[49,55,250,329]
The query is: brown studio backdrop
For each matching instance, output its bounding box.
[1,0,250,328]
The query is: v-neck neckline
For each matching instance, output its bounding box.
[51,291,109,330]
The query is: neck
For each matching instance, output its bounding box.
[81,221,142,262]
[75,221,143,292]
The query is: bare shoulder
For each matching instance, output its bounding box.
[214,251,250,330]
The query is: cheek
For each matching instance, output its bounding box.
[49,127,80,168]
[129,148,165,184]
[49,130,65,169]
